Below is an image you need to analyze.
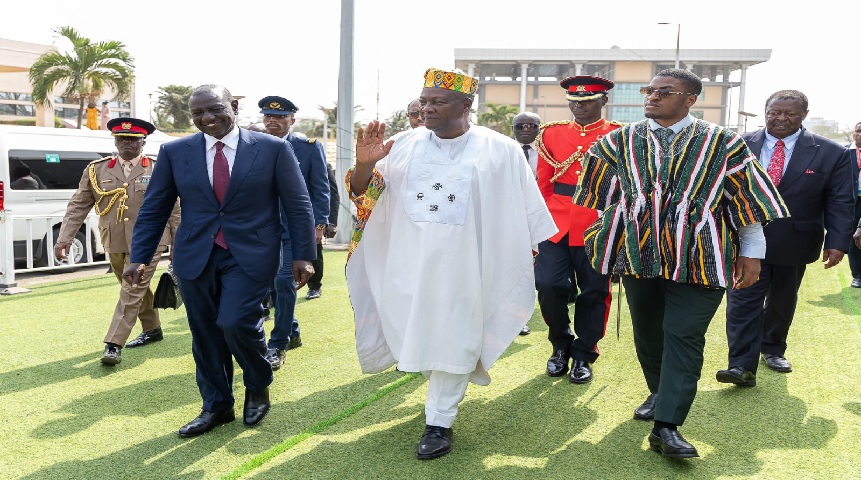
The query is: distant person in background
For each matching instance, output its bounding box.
[56,117,179,366]
[407,98,425,129]
[512,111,540,179]
[719,90,854,385]
[100,101,111,130]
[848,121,861,288]
[86,100,99,130]
[306,161,340,300]
[258,95,330,370]
[10,165,39,190]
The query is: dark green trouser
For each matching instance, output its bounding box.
[622,276,724,426]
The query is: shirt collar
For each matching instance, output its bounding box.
[648,115,694,134]
[204,126,239,151]
[764,127,802,149]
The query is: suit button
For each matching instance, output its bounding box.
[123,218,129,222]
[219,212,225,216]
[211,234,215,239]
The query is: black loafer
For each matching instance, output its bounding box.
[648,428,699,458]
[100,344,122,365]
[305,289,321,300]
[519,326,531,335]
[178,409,235,437]
[762,353,792,373]
[852,278,861,288]
[416,425,453,459]
[546,350,570,377]
[265,348,286,370]
[125,327,164,348]
[716,366,756,386]
[569,360,593,384]
[286,335,303,350]
[633,393,657,420]
[243,388,271,426]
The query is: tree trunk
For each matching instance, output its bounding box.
[76,97,84,129]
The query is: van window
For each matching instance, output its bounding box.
[8,149,113,190]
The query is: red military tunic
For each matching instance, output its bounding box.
[536,118,623,245]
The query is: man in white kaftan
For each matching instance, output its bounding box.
[346,68,556,460]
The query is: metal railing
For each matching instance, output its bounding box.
[0,211,108,288]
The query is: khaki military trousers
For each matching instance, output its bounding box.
[103,250,163,345]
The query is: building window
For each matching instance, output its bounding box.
[0,104,35,116]
[0,92,32,101]
[609,107,645,124]
[613,84,645,105]
[54,107,82,119]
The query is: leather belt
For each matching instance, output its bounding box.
[553,182,578,196]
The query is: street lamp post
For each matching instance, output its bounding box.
[658,22,681,69]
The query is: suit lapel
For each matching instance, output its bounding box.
[185,133,220,209]
[778,129,816,190]
[222,128,259,206]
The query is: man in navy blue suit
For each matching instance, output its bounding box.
[717,90,854,386]
[123,85,316,437]
[257,95,330,370]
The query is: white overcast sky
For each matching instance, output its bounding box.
[7,0,859,130]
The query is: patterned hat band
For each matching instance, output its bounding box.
[423,68,478,97]
[565,93,606,102]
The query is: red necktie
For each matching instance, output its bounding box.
[767,139,785,186]
[213,141,229,249]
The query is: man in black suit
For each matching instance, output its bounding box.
[124,85,316,437]
[847,121,861,288]
[717,90,855,386]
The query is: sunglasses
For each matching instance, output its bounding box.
[407,111,422,118]
[513,123,538,131]
[639,86,696,98]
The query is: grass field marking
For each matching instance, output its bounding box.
[221,371,420,480]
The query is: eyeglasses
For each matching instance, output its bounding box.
[513,123,538,131]
[639,86,696,98]
[407,111,421,118]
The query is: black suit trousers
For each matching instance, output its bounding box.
[848,196,861,279]
[725,263,806,370]
[622,276,723,426]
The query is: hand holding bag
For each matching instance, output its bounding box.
[153,265,183,309]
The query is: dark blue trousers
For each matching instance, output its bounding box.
[268,241,299,349]
[178,245,273,413]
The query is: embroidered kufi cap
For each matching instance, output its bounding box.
[423,68,479,97]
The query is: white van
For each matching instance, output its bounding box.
[0,125,172,269]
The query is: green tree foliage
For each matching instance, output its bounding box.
[477,103,520,137]
[154,85,193,131]
[384,109,409,139]
[294,103,365,139]
[29,26,134,129]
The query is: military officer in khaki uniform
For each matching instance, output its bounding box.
[55,117,180,365]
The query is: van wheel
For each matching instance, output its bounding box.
[35,229,89,269]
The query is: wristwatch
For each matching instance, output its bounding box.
[315,224,327,230]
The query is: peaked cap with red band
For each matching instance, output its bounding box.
[560,75,614,102]
[107,117,156,137]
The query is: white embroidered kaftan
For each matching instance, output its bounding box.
[346,125,557,385]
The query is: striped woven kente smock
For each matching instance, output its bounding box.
[573,119,789,288]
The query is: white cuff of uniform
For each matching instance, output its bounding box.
[739,222,765,259]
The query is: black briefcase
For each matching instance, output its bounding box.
[153,266,183,310]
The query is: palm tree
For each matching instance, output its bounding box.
[384,109,409,139]
[154,85,193,131]
[29,26,134,129]
[477,103,520,137]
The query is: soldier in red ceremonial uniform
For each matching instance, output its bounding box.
[534,75,622,383]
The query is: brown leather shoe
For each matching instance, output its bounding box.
[178,409,235,437]
[416,425,453,459]
[762,354,792,373]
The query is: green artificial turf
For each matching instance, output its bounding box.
[1,250,859,479]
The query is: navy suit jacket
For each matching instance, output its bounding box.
[285,132,330,226]
[743,127,854,265]
[131,128,316,282]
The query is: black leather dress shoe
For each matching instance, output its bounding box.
[125,327,164,348]
[416,425,453,459]
[852,278,861,288]
[648,428,699,458]
[101,344,122,365]
[633,393,657,420]
[306,289,321,300]
[178,409,235,437]
[243,388,271,426]
[287,335,303,350]
[519,326,531,335]
[716,366,756,386]
[265,348,286,370]
[569,360,593,384]
[546,350,570,377]
[762,353,793,373]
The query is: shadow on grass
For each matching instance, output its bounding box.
[21,370,422,480]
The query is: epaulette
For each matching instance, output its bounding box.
[307,138,317,144]
[90,155,113,165]
[292,132,310,142]
[539,120,571,130]
[608,120,626,126]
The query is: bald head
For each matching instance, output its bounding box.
[512,112,541,145]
